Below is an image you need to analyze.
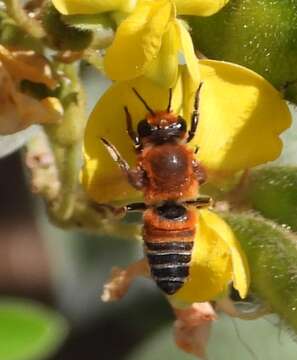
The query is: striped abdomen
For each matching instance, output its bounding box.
[143,203,197,295]
[145,241,193,294]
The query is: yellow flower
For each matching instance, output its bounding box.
[52,0,229,87]
[0,46,63,135]
[82,60,291,203]
[170,209,249,304]
[81,59,291,302]
[104,0,229,87]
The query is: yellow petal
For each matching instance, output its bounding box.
[198,210,250,299]
[145,21,179,88]
[171,209,233,304]
[82,75,183,204]
[180,64,197,122]
[188,60,291,179]
[104,0,175,81]
[176,20,200,89]
[52,0,135,15]
[175,0,229,16]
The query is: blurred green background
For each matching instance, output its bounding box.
[1,65,297,360]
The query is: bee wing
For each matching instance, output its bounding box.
[82,75,183,205]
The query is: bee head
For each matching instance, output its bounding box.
[131,87,187,145]
[137,112,187,144]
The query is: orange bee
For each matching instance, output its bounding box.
[101,85,211,295]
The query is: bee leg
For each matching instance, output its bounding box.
[186,196,213,208]
[126,202,147,212]
[187,82,203,143]
[101,258,150,302]
[193,160,207,185]
[167,88,173,112]
[100,138,146,190]
[124,106,140,147]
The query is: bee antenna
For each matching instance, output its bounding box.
[132,88,155,116]
[167,88,173,112]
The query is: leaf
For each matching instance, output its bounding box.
[246,166,297,231]
[221,211,297,333]
[0,298,68,360]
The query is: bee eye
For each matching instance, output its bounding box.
[137,119,154,138]
[177,117,187,132]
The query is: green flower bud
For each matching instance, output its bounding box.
[246,166,297,231]
[222,211,297,332]
[189,0,297,95]
[41,3,93,51]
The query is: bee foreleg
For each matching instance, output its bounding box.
[187,82,203,143]
[124,106,140,146]
[101,137,130,172]
[100,137,146,190]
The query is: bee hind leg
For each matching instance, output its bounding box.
[101,258,150,302]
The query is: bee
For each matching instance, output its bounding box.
[101,85,211,295]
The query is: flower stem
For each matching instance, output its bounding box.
[44,63,85,222]
[49,142,80,221]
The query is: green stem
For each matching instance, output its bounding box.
[24,62,136,237]
[4,0,45,38]
[49,142,80,221]
[45,63,85,222]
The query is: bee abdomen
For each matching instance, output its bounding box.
[146,241,193,295]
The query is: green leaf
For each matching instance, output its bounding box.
[189,0,297,92]
[246,166,297,231]
[221,212,297,333]
[0,298,68,360]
